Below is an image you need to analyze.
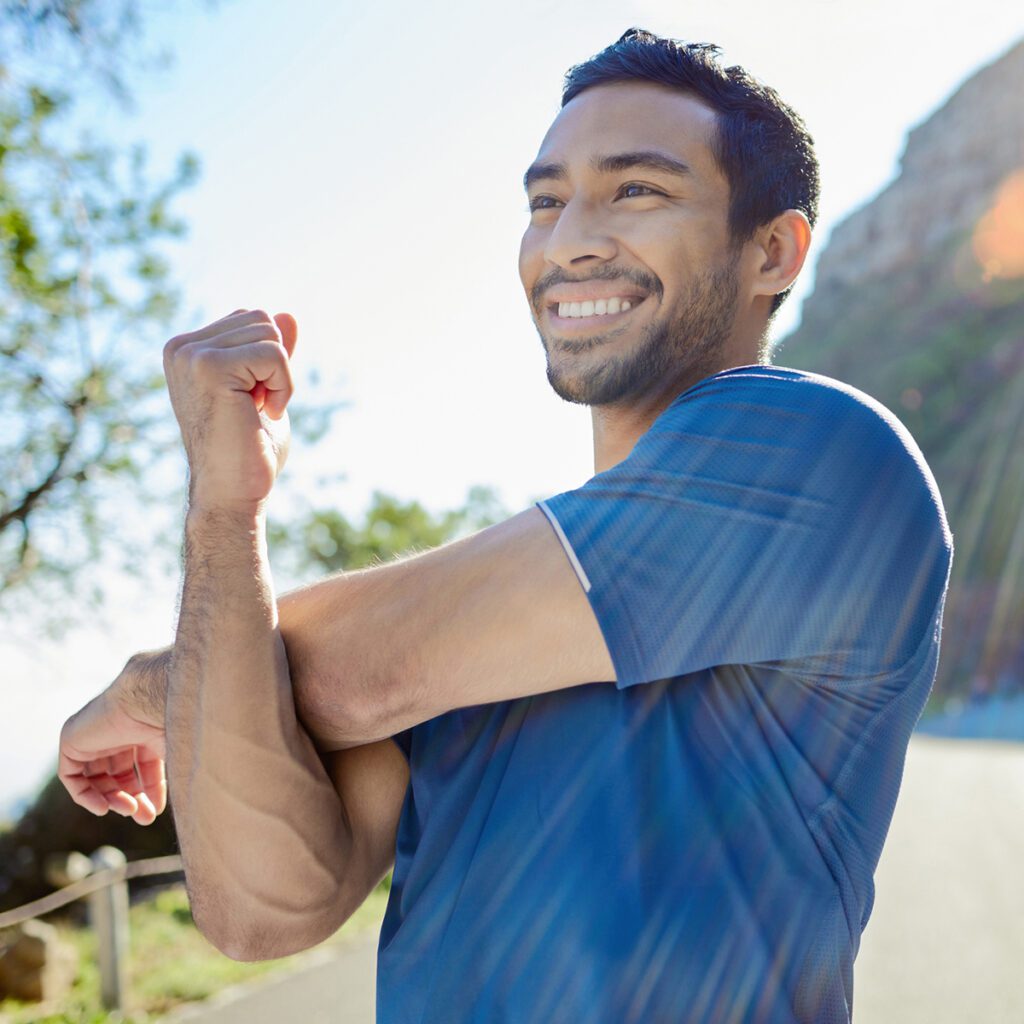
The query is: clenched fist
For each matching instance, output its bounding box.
[163,308,298,513]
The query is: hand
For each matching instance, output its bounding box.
[58,660,168,826]
[162,308,299,513]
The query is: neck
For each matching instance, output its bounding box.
[589,352,764,474]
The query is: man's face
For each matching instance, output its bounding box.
[518,80,746,408]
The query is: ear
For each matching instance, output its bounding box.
[273,312,298,359]
[750,209,812,300]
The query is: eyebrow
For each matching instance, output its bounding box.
[522,150,693,192]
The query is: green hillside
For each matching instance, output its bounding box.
[774,227,1024,712]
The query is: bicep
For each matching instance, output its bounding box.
[281,501,617,749]
[321,737,410,909]
[379,505,617,731]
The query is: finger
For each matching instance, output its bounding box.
[63,764,130,816]
[62,769,112,816]
[211,308,249,325]
[176,322,283,354]
[133,793,158,825]
[169,309,276,349]
[273,313,298,360]
[251,381,268,412]
[135,754,168,815]
[110,791,140,816]
[107,748,137,777]
[89,764,141,799]
[79,759,164,819]
[198,341,295,417]
[75,788,113,816]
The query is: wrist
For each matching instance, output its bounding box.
[187,482,268,523]
[186,501,267,533]
[118,648,172,728]
[184,504,269,576]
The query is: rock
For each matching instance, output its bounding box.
[0,918,78,1003]
[774,35,1024,713]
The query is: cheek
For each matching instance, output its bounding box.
[518,230,542,289]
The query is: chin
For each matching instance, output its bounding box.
[544,351,651,408]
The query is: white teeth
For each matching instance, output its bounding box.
[556,296,637,318]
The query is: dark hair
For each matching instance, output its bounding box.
[562,28,819,318]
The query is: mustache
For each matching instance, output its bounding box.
[531,266,663,309]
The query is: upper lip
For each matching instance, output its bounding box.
[544,284,649,306]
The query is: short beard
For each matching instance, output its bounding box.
[539,249,742,408]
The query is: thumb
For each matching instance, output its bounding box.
[274,312,298,359]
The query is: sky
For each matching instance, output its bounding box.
[2,0,1023,817]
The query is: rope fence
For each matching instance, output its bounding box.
[0,854,184,931]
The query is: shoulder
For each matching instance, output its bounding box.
[669,363,910,436]
[655,363,952,561]
[662,363,943,496]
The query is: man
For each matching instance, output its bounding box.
[58,28,953,1024]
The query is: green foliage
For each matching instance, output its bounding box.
[269,484,511,580]
[774,228,1024,707]
[0,882,388,1023]
[0,77,199,631]
[0,0,349,640]
[0,1,212,106]
[0,2,210,636]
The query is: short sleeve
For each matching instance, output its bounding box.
[536,367,953,689]
[390,727,413,762]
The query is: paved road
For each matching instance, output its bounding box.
[161,734,1024,1023]
[855,734,1024,1022]
[158,928,379,1024]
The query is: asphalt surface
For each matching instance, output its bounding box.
[158,733,1024,1023]
[157,928,379,1024]
[854,734,1024,1022]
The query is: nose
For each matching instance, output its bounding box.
[542,196,618,269]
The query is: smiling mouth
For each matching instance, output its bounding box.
[546,295,648,327]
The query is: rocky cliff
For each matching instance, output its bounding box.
[774,37,1024,711]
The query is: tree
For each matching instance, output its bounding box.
[0,0,344,636]
[272,484,512,578]
[0,1,195,631]
[0,484,513,912]
[0,78,198,619]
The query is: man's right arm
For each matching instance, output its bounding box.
[60,613,410,958]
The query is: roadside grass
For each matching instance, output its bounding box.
[0,879,389,1024]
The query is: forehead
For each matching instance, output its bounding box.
[533,80,722,184]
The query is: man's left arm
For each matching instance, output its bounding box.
[288,373,955,754]
[283,502,617,752]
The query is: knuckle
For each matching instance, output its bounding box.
[191,347,219,375]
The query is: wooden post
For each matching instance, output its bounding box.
[87,846,129,1011]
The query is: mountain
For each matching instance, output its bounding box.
[773,37,1024,714]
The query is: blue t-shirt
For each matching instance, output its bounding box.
[376,365,953,1024]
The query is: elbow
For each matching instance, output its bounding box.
[192,897,352,966]
[197,909,347,963]
[296,670,399,752]
[190,906,280,962]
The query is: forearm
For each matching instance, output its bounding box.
[165,505,352,960]
[124,586,370,753]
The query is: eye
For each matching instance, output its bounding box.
[527,194,562,213]
[618,183,662,199]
